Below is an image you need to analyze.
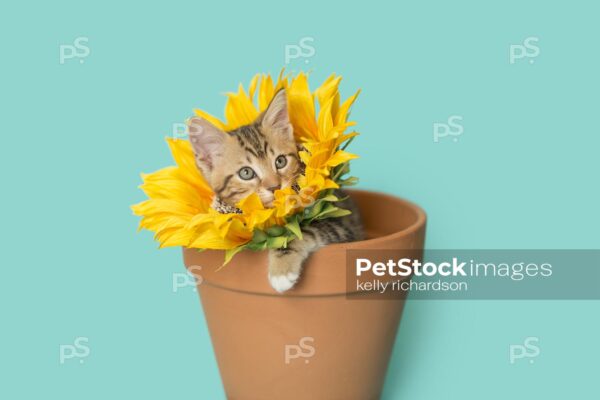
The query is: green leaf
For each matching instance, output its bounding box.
[319,194,339,202]
[313,202,335,217]
[285,217,303,240]
[266,236,288,249]
[325,208,353,218]
[251,229,268,243]
[306,199,324,219]
[337,175,358,187]
[266,225,286,237]
[315,206,352,220]
[221,245,246,268]
[246,241,268,251]
[331,162,350,181]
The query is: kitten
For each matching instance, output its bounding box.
[188,89,364,292]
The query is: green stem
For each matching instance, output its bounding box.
[341,136,355,151]
[332,162,348,182]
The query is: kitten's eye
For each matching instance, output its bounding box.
[275,155,287,169]
[238,167,256,180]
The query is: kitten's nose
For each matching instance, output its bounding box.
[267,185,281,193]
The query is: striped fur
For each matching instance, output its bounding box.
[268,190,364,292]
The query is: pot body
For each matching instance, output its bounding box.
[183,190,426,400]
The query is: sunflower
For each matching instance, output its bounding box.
[132,71,359,262]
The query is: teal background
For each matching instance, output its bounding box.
[2,1,599,399]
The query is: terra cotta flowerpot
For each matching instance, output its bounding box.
[183,189,426,400]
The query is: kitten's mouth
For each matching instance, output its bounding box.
[260,194,275,208]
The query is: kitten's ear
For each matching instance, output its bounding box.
[187,117,226,173]
[261,89,293,140]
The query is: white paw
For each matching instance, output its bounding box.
[269,272,299,293]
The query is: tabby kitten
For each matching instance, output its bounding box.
[188,89,364,292]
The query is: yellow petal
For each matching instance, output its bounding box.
[317,96,335,141]
[326,150,359,167]
[224,84,259,128]
[236,192,265,212]
[248,74,259,100]
[192,109,226,130]
[335,89,360,126]
[288,73,318,141]
[258,74,275,111]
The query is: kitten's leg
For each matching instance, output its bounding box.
[268,193,364,292]
[268,230,321,293]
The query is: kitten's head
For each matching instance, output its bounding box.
[188,89,300,208]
